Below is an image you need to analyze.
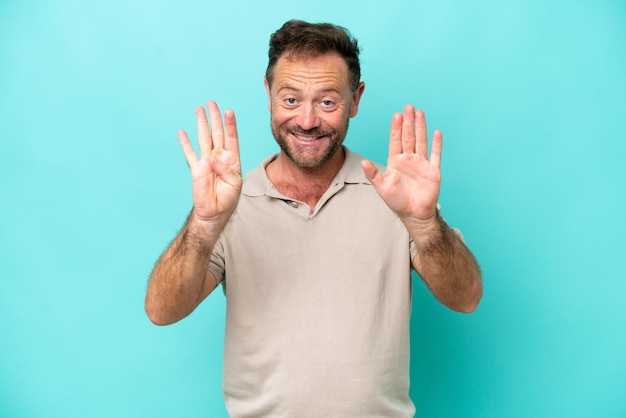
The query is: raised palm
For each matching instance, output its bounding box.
[361,105,441,222]
[178,101,242,222]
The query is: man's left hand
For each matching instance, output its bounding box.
[361,104,442,226]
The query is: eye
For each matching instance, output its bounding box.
[321,100,336,109]
[284,97,297,106]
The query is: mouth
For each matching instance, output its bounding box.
[290,130,329,143]
[293,133,322,142]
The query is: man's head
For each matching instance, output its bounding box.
[264,20,365,169]
[266,20,362,93]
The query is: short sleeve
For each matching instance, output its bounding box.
[207,234,226,286]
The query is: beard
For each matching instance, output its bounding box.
[270,115,350,169]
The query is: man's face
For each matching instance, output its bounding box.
[265,52,364,168]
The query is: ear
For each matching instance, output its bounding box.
[349,82,365,118]
[264,77,271,111]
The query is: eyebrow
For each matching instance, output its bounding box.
[276,86,341,95]
[277,86,299,94]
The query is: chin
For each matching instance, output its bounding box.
[285,142,345,168]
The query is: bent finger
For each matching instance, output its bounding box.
[361,159,384,189]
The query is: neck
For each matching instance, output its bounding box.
[266,148,345,209]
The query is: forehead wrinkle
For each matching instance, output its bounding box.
[276,81,342,97]
[271,54,350,93]
[275,72,344,90]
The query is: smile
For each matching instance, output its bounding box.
[291,132,326,142]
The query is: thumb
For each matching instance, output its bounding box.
[361,160,384,188]
[209,152,241,185]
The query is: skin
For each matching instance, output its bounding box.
[144,52,482,325]
[264,53,365,208]
[144,102,242,325]
[361,106,482,312]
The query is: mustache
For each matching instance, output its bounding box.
[290,127,333,137]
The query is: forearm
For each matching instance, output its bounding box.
[145,209,224,325]
[406,212,483,313]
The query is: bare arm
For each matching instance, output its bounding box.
[145,101,242,325]
[146,212,222,325]
[361,105,482,313]
[404,212,482,313]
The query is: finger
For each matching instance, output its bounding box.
[195,106,211,159]
[223,109,240,156]
[388,112,403,165]
[207,101,225,150]
[178,129,198,168]
[401,104,416,154]
[209,152,241,185]
[429,129,443,168]
[361,159,384,189]
[415,109,428,158]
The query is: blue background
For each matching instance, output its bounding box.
[1,0,625,417]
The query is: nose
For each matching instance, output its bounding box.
[295,103,319,131]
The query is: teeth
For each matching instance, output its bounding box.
[294,134,318,141]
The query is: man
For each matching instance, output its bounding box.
[145,20,482,417]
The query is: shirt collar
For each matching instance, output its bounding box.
[242,146,371,197]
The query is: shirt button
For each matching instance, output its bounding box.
[290,201,299,208]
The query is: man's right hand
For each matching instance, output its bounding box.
[144,101,241,325]
[178,101,242,225]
